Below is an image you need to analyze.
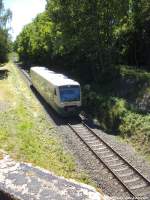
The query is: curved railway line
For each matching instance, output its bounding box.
[68,122,150,199]
[17,64,150,199]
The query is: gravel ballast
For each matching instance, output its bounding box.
[45,108,150,199]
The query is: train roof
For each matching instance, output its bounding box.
[30,66,80,87]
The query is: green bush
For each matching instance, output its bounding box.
[120,65,150,83]
[82,66,150,160]
[119,112,150,159]
[82,86,127,132]
[83,86,150,160]
[119,111,150,138]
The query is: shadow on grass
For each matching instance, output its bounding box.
[0,69,9,80]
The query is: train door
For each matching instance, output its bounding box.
[53,88,57,104]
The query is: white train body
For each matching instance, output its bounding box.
[30,66,81,116]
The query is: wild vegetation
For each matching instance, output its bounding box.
[82,67,150,161]
[13,0,150,161]
[0,0,12,63]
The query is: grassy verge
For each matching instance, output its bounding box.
[119,111,150,161]
[0,62,91,184]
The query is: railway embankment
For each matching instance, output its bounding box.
[82,65,150,162]
[0,62,104,199]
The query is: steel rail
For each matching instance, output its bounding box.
[68,122,150,199]
[68,123,137,198]
[82,122,150,186]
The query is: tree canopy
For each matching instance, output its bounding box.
[15,0,150,81]
[0,0,12,63]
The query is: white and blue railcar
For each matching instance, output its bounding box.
[30,66,81,116]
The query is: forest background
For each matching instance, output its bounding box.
[1,0,150,161]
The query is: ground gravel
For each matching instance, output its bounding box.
[42,108,130,199]
[45,110,150,199]
[92,128,150,181]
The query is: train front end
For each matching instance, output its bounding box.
[57,85,81,117]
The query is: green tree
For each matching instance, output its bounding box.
[115,0,150,69]
[16,0,150,79]
[130,0,150,68]
[15,12,53,67]
[46,0,129,81]
[0,0,12,63]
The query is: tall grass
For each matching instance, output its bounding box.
[0,62,92,184]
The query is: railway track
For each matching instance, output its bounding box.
[68,122,150,199]
[17,64,150,199]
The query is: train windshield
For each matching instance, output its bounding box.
[59,86,80,102]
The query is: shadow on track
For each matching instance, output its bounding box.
[16,61,99,129]
[0,191,14,200]
[30,84,100,129]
